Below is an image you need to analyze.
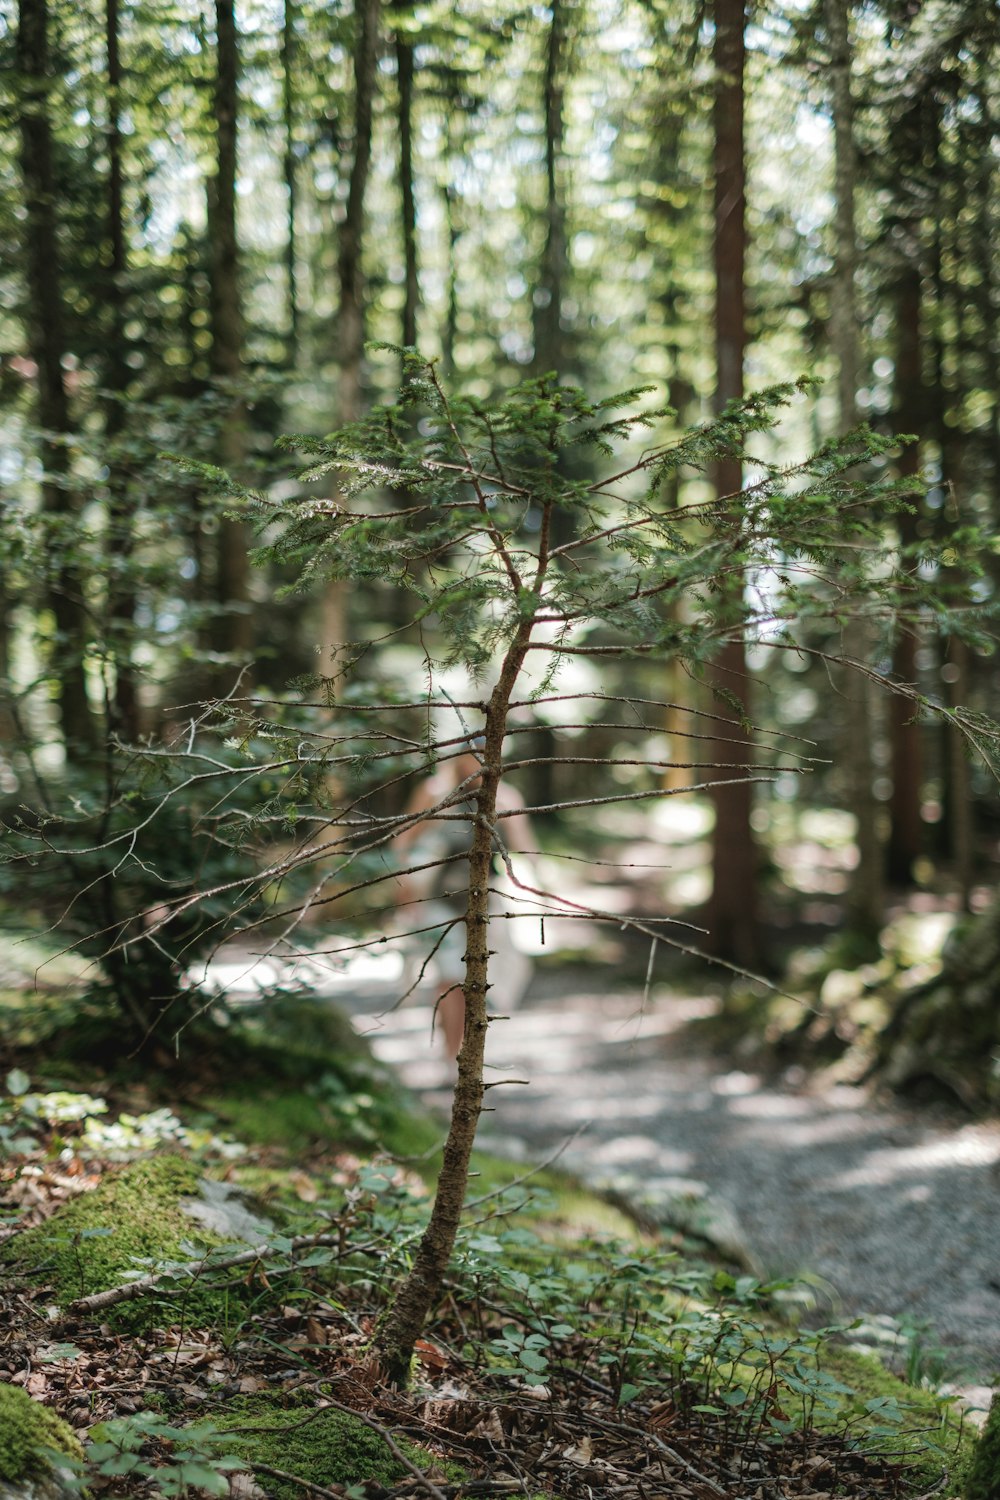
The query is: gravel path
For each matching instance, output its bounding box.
[340,964,1000,1399]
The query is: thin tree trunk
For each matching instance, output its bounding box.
[321,0,380,679]
[529,0,573,812]
[441,181,459,379]
[282,0,299,363]
[17,0,97,757]
[376,623,534,1387]
[395,4,418,351]
[886,263,923,886]
[827,0,882,949]
[705,0,761,969]
[103,0,141,742]
[532,0,567,378]
[207,0,252,683]
[336,0,379,423]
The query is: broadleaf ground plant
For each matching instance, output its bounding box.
[71,353,995,1382]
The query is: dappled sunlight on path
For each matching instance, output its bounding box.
[344,970,1000,1393]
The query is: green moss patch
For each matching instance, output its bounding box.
[0,1382,83,1483]
[815,1346,974,1483]
[209,1394,461,1500]
[2,1154,238,1333]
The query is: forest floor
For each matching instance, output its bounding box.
[0,931,992,1500]
[312,956,1000,1408]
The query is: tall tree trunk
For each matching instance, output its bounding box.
[886,262,923,886]
[827,0,882,949]
[532,0,567,378]
[885,62,930,887]
[441,180,459,378]
[705,0,761,969]
[336,0,379,424]
[282,0,299,364]
[528,0,573,813]
[103,0,141,742]
[17,0,98,758]
[207,0,252,685]
[395,3,418,352]
[321,0,379,680]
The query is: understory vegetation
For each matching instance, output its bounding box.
[0,987,987,1500]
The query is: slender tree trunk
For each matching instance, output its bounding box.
[532,0,567,378]
[705,0,761,969]
[17,0,97,757]
[395,3,418,351]
[885,70,931,887]
[827,0,882,949]
[336,0,379,424]
[321,0,379,679]
[103,0,141,742]
[376,623,534,1387]
[886,263,923,885]
[207,0,252,682]
[441,181,459,379]
[282,0,299,364]
[529,0,573,812]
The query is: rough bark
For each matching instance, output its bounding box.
[376,628,533,1387]
[826,0,882,948]
[705,0,761,970]
[17,0,97,756]
[207,0,252,680]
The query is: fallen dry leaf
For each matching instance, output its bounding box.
[562,1435,593,1465]
[288,1170,318,1202]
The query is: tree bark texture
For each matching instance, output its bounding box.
[705,0,761,970]
[17,0,97,756]
[826,0,883,947]
[207,0,252,678]
[376,627,533,1387]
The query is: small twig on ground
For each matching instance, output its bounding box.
[252,1463,347,1499]
[64,1230,377,1314]
[320,1399,450,1500]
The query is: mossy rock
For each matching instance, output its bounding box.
[965,1393,1000,1500]
[209,1394,463,1500]
[0,1382,82,1492]
[2,1155,245,1333]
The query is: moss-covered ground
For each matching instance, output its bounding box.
[208,1393,465,1499]
[0,1383,83,1484]
[1,1154,241,1334]
[0,981,989,1500]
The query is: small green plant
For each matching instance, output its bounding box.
[87,1413,248,1497]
